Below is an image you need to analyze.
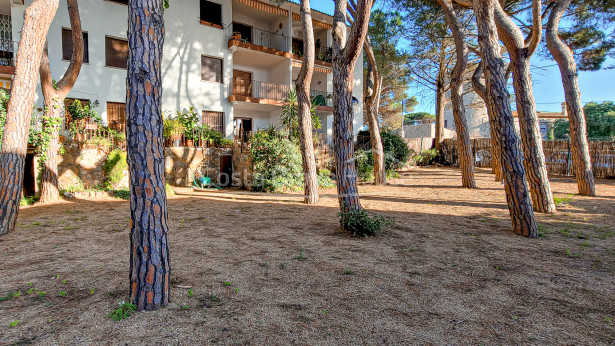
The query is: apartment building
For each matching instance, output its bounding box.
[3,0,364,145]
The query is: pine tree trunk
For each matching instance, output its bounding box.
[38,0,83,204]
[434,46,446,151]
[127,0,170,311]
[546,0,595,196]
[472,62,503,182]
[39,102,62,203]
[474,0,537,237]
[509,54,556,213]
[333,67,362,211]
[438,0,475,188]
[296,0,319,204]
[364,41,386,185]
[331,0,373,213]
[493,1,556,213]
[0,0,60,235]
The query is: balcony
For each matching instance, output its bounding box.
[0,39,16,75]
[228,24,291,58]
[228,77,290,105]
[291,40,333,67]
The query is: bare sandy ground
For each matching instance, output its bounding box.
[1,167,614,345]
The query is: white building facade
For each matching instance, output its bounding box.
[3,0,364,144]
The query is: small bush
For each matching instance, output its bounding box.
[338,208,393,237]
[110,188,130,200]
[108,301,137,321]
[412,149,439,166]
[104,149,127,189]
[20,196,39,206]
[250,130,304,192]
[317,168,335,188]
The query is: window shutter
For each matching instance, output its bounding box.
[201,56,223,83]
[105,37,128,69]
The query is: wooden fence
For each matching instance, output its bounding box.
[441,138,615,179]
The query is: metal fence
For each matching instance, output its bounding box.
[229,78,290,101]
[229,25,289,52]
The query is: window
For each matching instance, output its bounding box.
[200,0,222,28]
[105,36,128,69]
[64,98,90,129]
[444,120,448,128]
[107,102,126,131]
[201,55,223,83]
[62,28,89,63]
[203,111,224,134]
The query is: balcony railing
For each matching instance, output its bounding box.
[0,39,16,67]
[229,25,289,53]
[229,78,291,101]
[310,89,333,107]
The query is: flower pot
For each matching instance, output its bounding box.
[58,135,65,143]
[186,139,194,147]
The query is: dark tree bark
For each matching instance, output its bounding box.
[296,0,319,204]
[434,43,447,151]
[494,0,556,214]
[0,0,60,236]
[472,62,503,182]
[39,0,84,204]
[473,0,538,237]
[437,0,475,188]
[332,0,373,212]
[363,38,387,185]
[127,0,170,311]
[546,0,596,196]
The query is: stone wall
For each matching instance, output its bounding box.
[56,144,127,190]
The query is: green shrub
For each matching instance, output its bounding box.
[107,301,137,321]
[338,208,393,237]
[380,130,410,169]
[355,149,375,181]
[20,196,39,206]
[412,148,439,166]
[317,168,335,188]
[250,130,304,192]
[0,90,7,150]
[110,188,130,200]
[104,149,127,189]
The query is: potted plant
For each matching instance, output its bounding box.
[177,106,200,147]
[232,31,242,40]
[163,117,185,147]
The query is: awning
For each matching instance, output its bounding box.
[292,12,333,30]
[292,61,331,74]
[239,0,289,16]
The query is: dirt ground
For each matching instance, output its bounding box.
[1,167,614,345]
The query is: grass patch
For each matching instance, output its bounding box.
[108,301,137,321]
[553,194,573,207]
[294,249,307,261]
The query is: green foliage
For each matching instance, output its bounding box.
[355,130,410,180]
[107,301,137,321]
[367,10,416,129]
[20,196,39,206]
[0,90,8,150]
[9,320,19,328]
[163,116,185,140]
[553,102,615,139]
[250,130,304,192]
[86,136,113,148]
[104,149,127,189]
[0,291,22,301]
[317,168,335,189]
[66,100,98,121]
[404,112,435,124]
[166,183,175,197]
[110,188,130,200]
[412,148,439,166]
[280,88,321,139]
[294,249,307,261]
[176,107,200,140]
[338,207,393,237]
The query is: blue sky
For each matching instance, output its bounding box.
[307,0,614,114]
